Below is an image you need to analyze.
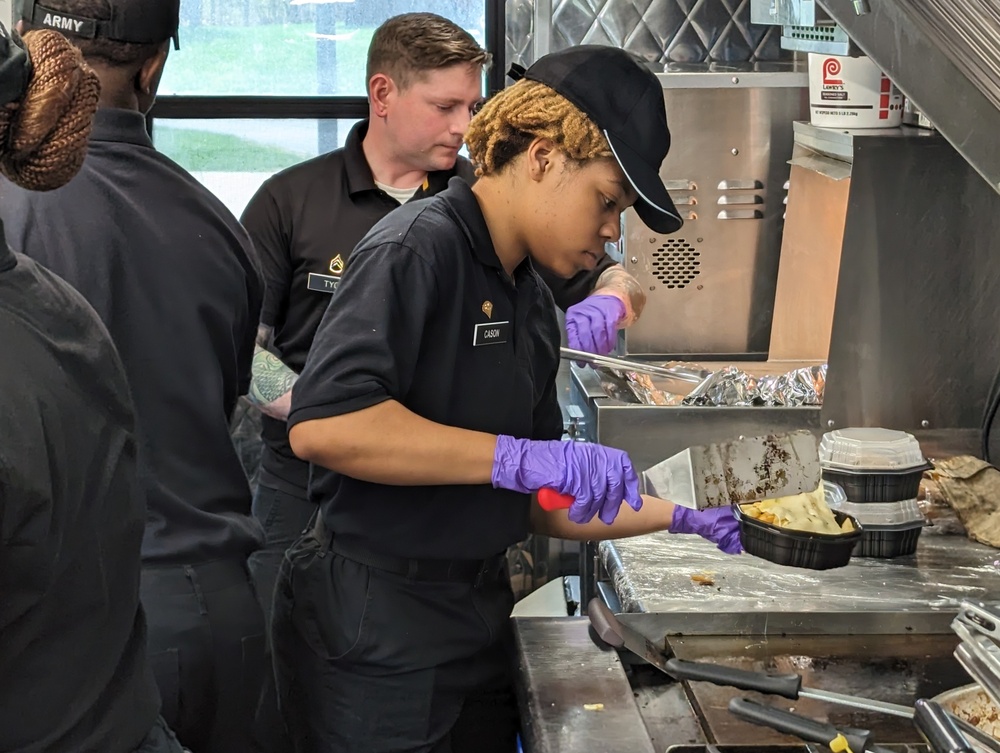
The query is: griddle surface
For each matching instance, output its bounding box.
[666,634,965,746]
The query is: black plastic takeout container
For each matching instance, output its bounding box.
[853,522,923,559]
[733,503,864,570]
[820,463,932,503]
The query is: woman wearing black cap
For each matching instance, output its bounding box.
[276,46,741,753]
[0,23,183,753]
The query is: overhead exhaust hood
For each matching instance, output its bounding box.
[817,0,1000,196]
[750,0,1000,195]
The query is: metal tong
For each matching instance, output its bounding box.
[559,346,707,383]
[664,656,1000,753]
[730,697,976,753]
[728,697,895,753]
[954,601,1000,712]
[914,699,976,753]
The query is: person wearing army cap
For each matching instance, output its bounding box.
[3,1,267,752]
[0,21,184,753]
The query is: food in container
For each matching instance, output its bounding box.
[733,482,863,570]
[936,684,1000,740]
[739,485,854,535]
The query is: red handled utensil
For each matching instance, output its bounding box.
[537,488,573,511]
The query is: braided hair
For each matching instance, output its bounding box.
[0,30,99,191]
[465,79,612,177]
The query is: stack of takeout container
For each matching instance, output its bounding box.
[818,427,931,558]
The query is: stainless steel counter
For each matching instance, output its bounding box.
[513,617,658,753]
[600,533,1000,639]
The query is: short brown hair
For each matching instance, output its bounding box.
[366,13,491,90]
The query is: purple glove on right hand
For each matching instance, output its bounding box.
[565,295,625,355]
[492,435,642,525]
[670,506,743,554]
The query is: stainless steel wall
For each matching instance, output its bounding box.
[622,68,808,358]
[505,0,786,69]
[817,129,1000,459]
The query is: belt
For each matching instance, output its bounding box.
[310,516,507,585]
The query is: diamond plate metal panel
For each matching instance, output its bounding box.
[506,0,784,70]
[505,0,535,69]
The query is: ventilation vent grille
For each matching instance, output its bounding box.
[651,240,701,289]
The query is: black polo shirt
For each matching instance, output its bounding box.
[0,108,265,564]
[288,178,563,559]
[242,119,614,496]
[0,223,160,752]
[241,120,478,495]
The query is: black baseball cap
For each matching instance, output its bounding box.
[17,0,180,49]
[509,45,682,234]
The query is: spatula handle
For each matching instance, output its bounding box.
[665,658,802,699]
[728,698,875,753]
[586,598,626,649]
[537,488,574,511]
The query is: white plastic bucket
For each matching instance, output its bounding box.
[808,53,903,128]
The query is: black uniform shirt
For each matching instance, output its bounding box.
[0,223,160,752]
[0,109,264,564]
[241,120,478,495]
[288,178,563,559]
[242,119,613,496]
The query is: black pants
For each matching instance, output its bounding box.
[247,484,316,753]
[141,559,267,753]
[247,483,316,632]
[272,528,520,753]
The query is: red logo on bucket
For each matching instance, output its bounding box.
[879,74,891,119]
[823,58,843,85]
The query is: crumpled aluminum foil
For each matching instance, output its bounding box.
[682,366,757,406]
[683,363,827,407]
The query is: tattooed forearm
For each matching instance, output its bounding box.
[592,264,647,325]
[248,344,298,420]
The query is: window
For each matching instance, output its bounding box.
[153,118,360,216]
[151,0,503,214]
[160,1,487,97]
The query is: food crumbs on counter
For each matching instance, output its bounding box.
[690,572,716,587]
[583,703,605,711]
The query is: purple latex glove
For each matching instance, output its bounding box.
[565,295,625,355]
[492,435,642,525]
[670,506,743,554]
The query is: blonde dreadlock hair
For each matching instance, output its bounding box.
[0,30,100,191]
[465,79,612,177]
